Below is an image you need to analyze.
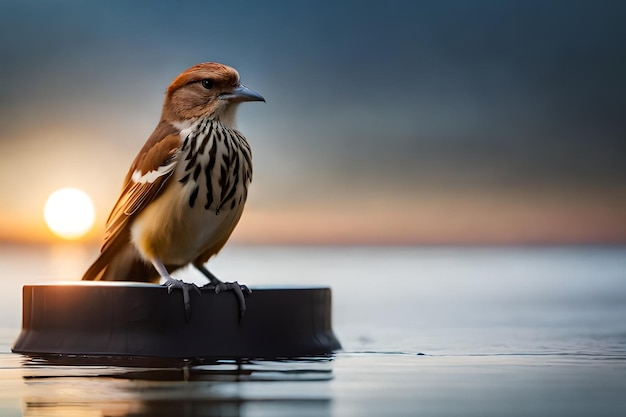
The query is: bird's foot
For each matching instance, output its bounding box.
[202,281,252,320]
[163,278,202,323]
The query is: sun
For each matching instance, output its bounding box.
[44,188,96,240]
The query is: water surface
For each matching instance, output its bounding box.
[1,245,625,416]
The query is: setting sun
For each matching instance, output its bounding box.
[44,188,96,240]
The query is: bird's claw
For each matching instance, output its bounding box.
[202,281,251,320]
[163,278,201,323]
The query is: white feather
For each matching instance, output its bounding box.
[131,161,177,184]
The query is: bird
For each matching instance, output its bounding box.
[82,62,265,321]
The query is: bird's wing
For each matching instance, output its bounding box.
[101,131,181,253]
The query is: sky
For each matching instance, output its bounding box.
[0,0,625,245]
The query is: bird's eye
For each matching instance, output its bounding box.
[201,79,214,90]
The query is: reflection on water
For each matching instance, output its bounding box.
[8,352,626,417]
[19,356,334,417]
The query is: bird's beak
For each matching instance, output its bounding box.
[219,85,265,103]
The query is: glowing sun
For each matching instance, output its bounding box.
[44,188,96,240]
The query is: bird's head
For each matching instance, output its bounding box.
[162,62,264,128]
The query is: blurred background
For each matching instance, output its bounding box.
[0,0,625,247]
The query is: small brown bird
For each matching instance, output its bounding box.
[82,62,264,320]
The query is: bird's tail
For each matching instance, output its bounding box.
[82,241,158,282]
[81,248,111,281]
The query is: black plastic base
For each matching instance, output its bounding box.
[12,282,341,359]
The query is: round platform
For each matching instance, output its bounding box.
[12,282,341,359]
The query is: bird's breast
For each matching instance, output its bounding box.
[177,118,252,213]
[131,118,252,264]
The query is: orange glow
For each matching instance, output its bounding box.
[2,128,623,246]
[1,174,625,246]
[3,195,626,245]
[230,188,626,245]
